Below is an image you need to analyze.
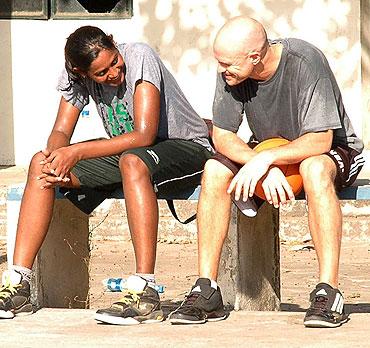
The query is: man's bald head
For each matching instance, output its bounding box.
[213,16,268,57]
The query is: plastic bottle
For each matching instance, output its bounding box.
[81,109,90,117]
[102,278,165,293]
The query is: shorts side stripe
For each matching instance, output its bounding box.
[347,154,365,182]
[155,170,204,189]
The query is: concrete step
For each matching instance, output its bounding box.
[1,158,370,243]
[280,200,370,242]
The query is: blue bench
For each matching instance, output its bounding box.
[6,179,370,310]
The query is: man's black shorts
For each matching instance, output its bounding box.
[212,144,365,191]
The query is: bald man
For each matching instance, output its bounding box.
[169,16,365,328]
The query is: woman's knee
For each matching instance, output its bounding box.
[28,152,46,177]
[119,153,149,179]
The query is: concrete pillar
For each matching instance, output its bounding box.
[35,200,90,309]
[218,203,281,311]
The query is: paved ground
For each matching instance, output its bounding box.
[1,309,370,348]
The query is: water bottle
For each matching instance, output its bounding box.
[81,109,90,117]
[102,278,165,293]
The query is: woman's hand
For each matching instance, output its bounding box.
[35,150,70,189]
[37,171,70,189]
[40,145,79,180]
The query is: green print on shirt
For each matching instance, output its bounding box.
[107,100,134,136]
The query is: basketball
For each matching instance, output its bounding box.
[253,138,303,201]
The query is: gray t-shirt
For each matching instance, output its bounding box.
[57,42,211,150]
[213,38,363,153]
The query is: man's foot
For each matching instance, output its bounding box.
[94,275,164,325]
[304,283,349,328]
[169,278,227,324]
[0,270,33,319]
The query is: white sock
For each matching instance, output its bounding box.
[11,265,32,283]
[135,273,156,287]
[210,279,218,290]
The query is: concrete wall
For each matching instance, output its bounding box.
[0,0,368,165]
[0,22,15,165]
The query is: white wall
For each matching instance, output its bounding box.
[0,21,14,165]
[0,0,364,165]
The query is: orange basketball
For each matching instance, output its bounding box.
[253,138,303,201]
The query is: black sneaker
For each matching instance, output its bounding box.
[0,270,33,319]
[304,282,349,328]
[169,278,227,324]
[94,275,164,325]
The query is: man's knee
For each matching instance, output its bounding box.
[201,159,234,188]
[299,155,336,193]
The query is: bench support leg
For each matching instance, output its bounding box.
[34,201,90,309]
[218,203,281,311]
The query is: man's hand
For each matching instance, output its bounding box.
[227,151,296,206]
[227,151,272,201]
[260,167,295,207]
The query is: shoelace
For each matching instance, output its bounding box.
[183,292,201,307]
[114,290,143,307]
[0,278,21,300]
[311,296,330,314]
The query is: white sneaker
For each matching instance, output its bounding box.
[232,197,258,217]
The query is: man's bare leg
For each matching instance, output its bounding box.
[198,159,234,280]
[169,159,232,324]
[300,155,340,287]
[300,155,348,328]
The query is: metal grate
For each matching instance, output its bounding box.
[0,0,132,19]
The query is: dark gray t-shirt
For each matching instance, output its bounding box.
[57,42,211,150]
[213,38,363,153]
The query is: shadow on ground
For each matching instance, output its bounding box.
[345,303,370,314]
[280,303,306,312]
[281,302,370,314]
[0,254,7,265]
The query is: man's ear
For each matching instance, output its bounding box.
[248,52,261,66]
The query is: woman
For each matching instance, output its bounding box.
[0,26,212,325]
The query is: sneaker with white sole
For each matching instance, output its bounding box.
[94,275,164,325]
[0,270,33,319]
[304,282,349,328]
[169,278,227,324]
